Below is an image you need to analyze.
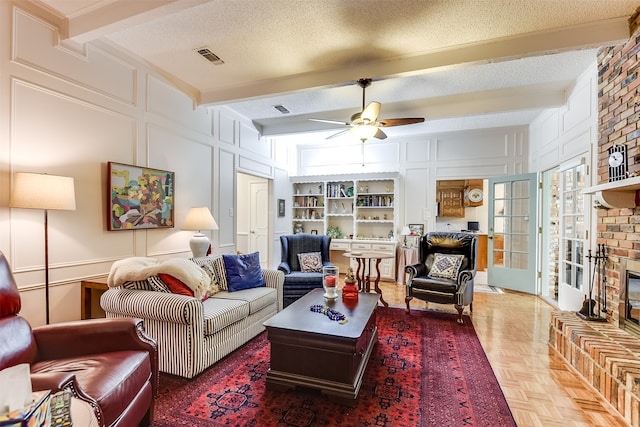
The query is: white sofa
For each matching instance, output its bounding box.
[100,255,283,378]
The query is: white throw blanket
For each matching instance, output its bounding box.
[107,257,209,298]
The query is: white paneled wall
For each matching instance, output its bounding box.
[293,127,529,234]
[529,63,597,173]
[0,2,289,326]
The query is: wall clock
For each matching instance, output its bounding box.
[468,188,483,203]
[608,144,628,182]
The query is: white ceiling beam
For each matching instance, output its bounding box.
[63,0,204,43]
[199,17,630,106]
[258,82,568,136]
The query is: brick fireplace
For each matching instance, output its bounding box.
[548,12,640,427]
[620,259,640,337]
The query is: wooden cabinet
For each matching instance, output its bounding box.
[436,180,465,217]
[493,234,504,266]
[476,234,488,271]
[436,179,484,217]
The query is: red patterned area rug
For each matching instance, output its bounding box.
[151,307,515,427]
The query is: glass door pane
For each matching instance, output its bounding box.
[492,179,530,270]
[560,163,586,290]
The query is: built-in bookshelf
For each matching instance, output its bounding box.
[291,174,397,239]
[291,173,398,280]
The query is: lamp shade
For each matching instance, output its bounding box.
[351,124,378,140]
[401,226,411,236]
[9,172,76,211]
[182,207,218,231]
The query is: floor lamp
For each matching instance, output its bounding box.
[9,172,76,324]
[182,207,219,258]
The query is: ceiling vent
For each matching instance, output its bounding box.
[273,105,290,114]
[195,47,224,65]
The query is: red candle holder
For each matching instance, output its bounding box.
[322,266,338,300]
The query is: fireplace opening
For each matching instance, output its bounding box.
[620,259,640,337]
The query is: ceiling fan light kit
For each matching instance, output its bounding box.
[309,78,425,143]
[351,124,378,140]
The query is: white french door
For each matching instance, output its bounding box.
[557,157,589,311]
[487,173,538,294]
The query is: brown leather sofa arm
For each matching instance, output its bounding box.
[33,317,159,397]
[31,371,106,426]
[33,317,154,358]
[30,371,76,392]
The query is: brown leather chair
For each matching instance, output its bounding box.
[0,251,158,427]
[405,232,478,324]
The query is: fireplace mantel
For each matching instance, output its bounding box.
[583,176,640,208]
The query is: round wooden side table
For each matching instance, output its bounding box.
[342,251,393,307]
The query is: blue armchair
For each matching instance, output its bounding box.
[278,234,334,307]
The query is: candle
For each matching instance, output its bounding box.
[325,275,336,288]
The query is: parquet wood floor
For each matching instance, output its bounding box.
[377,280,630,427]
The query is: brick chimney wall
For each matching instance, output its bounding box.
[597,29,640,325]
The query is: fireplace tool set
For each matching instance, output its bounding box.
[577,244,608,321]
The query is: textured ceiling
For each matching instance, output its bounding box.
[36,0,639,137]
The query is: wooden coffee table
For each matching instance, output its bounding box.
[263,288,379,404]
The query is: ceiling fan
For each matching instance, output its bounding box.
[309,78,425,141]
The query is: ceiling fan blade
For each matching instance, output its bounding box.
[361,101,381,123]
[326,129,350,139]
[377,117,425,127]
[309,118,350,126]
[374,128,387,140]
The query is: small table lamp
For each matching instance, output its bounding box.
[182,207,219,257]
[401,226,411,247]
[9,172,76,324]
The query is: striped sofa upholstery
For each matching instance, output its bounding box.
[100,259,284,379]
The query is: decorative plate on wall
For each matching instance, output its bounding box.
[468,188,483,203]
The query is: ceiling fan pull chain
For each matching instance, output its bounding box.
[361,141,365,167]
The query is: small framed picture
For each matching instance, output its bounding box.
[408,224,424,236]
[278,199,285,217]
[310,229,318,235]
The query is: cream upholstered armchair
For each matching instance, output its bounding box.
[405,232,478,324]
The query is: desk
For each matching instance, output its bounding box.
[396,247,419,285]
[342,252,393,307]
[81,277,108,320]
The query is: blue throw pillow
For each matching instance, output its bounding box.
[222,252,265,292]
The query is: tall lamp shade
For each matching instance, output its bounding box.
[182,207,218,257]
[9,172,76,324]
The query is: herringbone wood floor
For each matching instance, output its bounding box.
[377,280,629,427]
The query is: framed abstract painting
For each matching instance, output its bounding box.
[107,162,175,230]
